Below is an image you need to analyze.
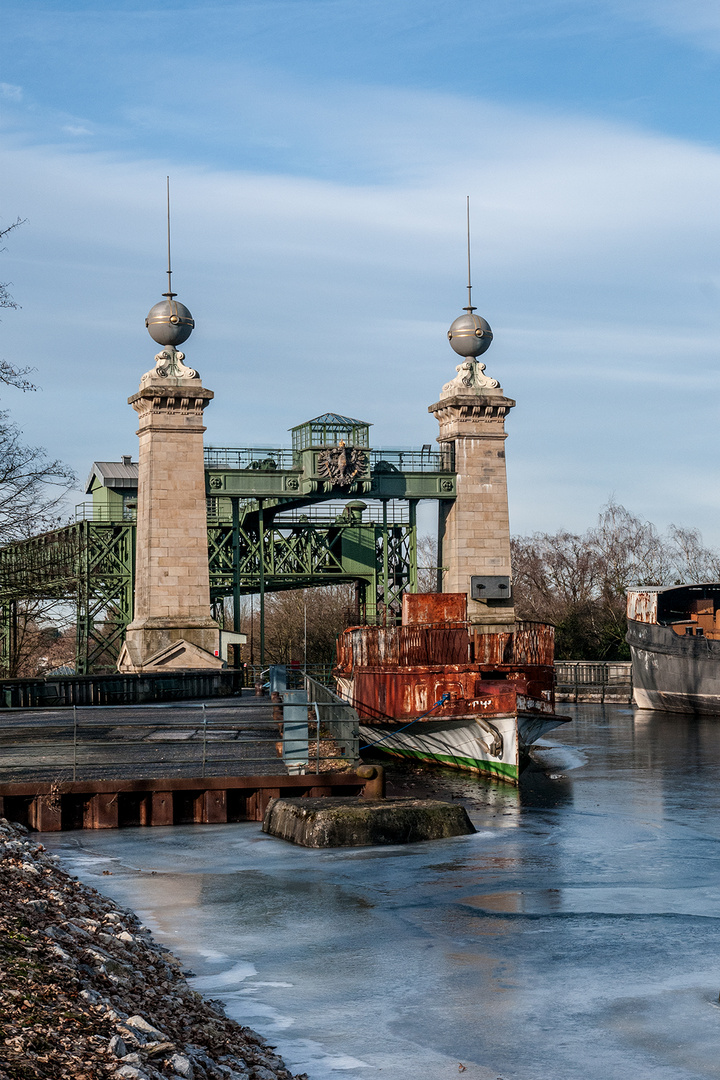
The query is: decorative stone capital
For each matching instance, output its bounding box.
[428,393,516,440]
[128,383,215,422]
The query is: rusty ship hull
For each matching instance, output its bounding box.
[335,596,568,785]
[627,584,720,714]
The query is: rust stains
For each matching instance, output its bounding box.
[626,590,658,624]
[335,600,555,725]
[402,592,467,625]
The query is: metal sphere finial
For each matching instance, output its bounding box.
[447,195,493,357]
[447,312,493,357]
[145,177,195,347]
[146,297,195,347]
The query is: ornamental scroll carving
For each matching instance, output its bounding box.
[440,359,500,399]
[140,345,199,388]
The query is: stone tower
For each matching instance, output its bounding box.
[428,255,515,630]
[117,273,222,672]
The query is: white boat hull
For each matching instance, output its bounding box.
[359,712,569,786]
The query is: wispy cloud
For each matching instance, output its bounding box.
[0,82,22,101]
[602,0,720,51]
[61,124,93,137]
[2,76,720,539]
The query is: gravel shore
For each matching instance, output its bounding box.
[0,818,307,1080]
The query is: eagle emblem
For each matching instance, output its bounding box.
[317,440,367,488]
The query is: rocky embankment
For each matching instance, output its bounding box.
[0,819,307,1080]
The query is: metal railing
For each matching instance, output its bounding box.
[554,661,633,703]
[0,666,342,708]
[244,664,335,690]
[205,448,297,471]
[368,448,454,473]
[304,674,360,768]
[74,503,136,523]
[0,670,246,709]
[204,446,454,474]
[273,502,410,525]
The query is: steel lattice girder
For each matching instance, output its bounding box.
[0,515,416,674]
[206,521,395,591]
[0,522,135,676]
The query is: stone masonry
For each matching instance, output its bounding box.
[429,373,516,630]
[118,348,221,672]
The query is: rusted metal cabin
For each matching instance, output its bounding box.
[335,594,555,724]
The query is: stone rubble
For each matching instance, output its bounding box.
[0,819,308,1080]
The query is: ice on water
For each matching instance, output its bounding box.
[46,703,720,1080]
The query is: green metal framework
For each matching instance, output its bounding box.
[0,522,134,676]
[0,434,455,675]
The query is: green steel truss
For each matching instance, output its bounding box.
[0,522,135,676]
[0,439,455,674]
[0,509,418,674]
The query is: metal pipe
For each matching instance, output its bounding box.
[72,705,78,782]
[201,703,207,778]
[259,501,265,667]
[382,500,389,627]
[232,497,241,633]
[408,499,418,594]
[315,703,321,774]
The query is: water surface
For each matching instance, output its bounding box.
[45,704,720,1080]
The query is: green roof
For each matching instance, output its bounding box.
[290,413,371,431]
[289,414,372,451]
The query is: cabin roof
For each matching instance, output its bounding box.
[85,459,139,494]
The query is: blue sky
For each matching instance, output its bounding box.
[3,0,720,541]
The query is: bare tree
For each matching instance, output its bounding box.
[0,415,76,541]
[512,500,720,659]
[0,218,75,543]
[0,218,77,675]
[667,524,720,584]
[0,218,24,312]
[245,584,356,666]
[417,534,439,592]
[0,218,36,393]
[10,600,76,678]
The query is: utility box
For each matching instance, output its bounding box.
[282,689,309,774]
[470,576,512,601]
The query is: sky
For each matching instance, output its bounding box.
[3,0,720,542]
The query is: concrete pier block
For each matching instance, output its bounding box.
[262,796,475,848]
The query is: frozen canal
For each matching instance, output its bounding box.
[45,703,720,1080]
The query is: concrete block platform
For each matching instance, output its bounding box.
[262,795,476,847]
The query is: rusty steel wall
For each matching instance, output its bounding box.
[351,668,521,722]
[400,626,470,666]
[511,622,555,666]
[337,620,554,673]
[471,629,514,665]
[336,625,470,670]
[626,590,658,623]
[401,593,467,626]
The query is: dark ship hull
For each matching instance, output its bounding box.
[627,583,720,715]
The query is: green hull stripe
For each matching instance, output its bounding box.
[372,745,519,785]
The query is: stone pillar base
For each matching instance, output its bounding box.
[429,389,516,627]
[468,611,516,632]
[118,619,222,673]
